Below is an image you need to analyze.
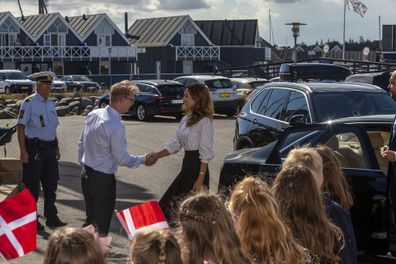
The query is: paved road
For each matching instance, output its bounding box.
[3,114,235,264]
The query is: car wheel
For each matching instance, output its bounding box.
[100,101,107,108]
[136,104,148,121]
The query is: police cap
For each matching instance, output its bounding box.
[30,71,55,83]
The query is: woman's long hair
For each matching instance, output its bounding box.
[44,227,106,264]
[228,176,308,264]
[273,165,344,263]
[178,191,249,264]
[184,83,214,127]
[316,145,354,209]
[130,229,182,264]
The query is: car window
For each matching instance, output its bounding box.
[263,89,290,119]
[312,92,396,122]
[136,84,149,93]
[185,79,197,87]
[325,132,368,169]
[250,88,270,114]
[4,71,26,80]
[157,85,185,96]
[175,78,185,85]
[283,90,311,122]
[205,79,233,90]
[233,81,251,89]
[250,81,268,88]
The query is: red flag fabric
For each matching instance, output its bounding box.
[116,201,168,240]
[0,189,37,260]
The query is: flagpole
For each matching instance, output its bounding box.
[342,0,346,60]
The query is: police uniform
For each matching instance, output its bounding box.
[17,71,66,229]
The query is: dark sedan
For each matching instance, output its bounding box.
[234,82,396,150]
[98,80,184,121]
[60,75,101,92]
[219,114,396,263]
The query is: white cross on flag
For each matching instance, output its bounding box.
[0,189,37,260]
[116,201,168,240]
[347,0,368,17]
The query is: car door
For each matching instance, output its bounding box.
[268,124,387,256]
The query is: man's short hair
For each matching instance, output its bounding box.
[110,80,139,103]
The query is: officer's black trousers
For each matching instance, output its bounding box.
[22,146,59,219]
[82,166,116,236]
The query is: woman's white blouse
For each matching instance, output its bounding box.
[165,115,214,163]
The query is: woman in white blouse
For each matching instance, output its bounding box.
[152,83,215,220]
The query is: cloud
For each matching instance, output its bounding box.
[158,0,211,10]
[267,0,305,3]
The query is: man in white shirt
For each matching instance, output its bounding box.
[78,80,155,236]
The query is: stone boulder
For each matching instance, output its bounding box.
[55,106,70,117]
[81,98,94,109]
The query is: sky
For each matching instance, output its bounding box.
[1,0,394,46]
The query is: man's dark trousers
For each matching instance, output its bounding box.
[83,165,116,236]
[22,144,59,220]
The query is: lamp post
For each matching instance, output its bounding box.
[285,22,306,63]
[108,47,112,87]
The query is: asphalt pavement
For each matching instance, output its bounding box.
[2,114,235,264]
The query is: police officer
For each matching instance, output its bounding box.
[17,71,66,231]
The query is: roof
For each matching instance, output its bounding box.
[18,13,58,39]
[128,15,210,47]
[135,80,182,86]
[66,14,103,38]
[0,12,8,22]
[195,19,258,46]
[231,77,268,83]
[264,82,386,93]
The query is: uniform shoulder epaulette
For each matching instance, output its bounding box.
[24,95,33,102]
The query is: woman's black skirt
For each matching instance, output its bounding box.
[159,150,209,221]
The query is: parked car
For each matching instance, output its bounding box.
[234,82,396,150]
[60,75,100,92]
[0,69,33,94]
[279,63,352,82]
[231,77,269,113]
[98,80,185,121]
[345,71,391,92]
[219,114,396,263]
[28,72,67,92]
[174,75,239,116]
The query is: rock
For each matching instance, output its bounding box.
[5,99,17,104]
[55,106,70,117]
[16,100,24,107]
[60,98,74,105]
[71,106,80,114]
[82,105,93,116]
[81,98,94,109]
[0,109,17,119]
[68,101,81,110]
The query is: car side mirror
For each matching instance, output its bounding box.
[289,114,307,126]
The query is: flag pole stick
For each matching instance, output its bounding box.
[342,0,347,60]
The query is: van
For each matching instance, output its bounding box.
[345,71,391,92]
[174,75,239,116]
[279,63,352,82]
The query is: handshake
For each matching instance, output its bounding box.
[144,152,158,166]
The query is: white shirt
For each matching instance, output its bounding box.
[78,105,146,174]
[165,115,214,163]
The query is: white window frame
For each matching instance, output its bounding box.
[58,34,66,46]
[97,34,112,46]
[44,34,51,46]
[181,34,194,46]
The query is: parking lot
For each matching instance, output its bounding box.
[4,114,235,264]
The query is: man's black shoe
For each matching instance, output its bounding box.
[37,221,45,232]
[46,217,67,228]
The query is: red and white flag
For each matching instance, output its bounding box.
[0,189,37,260]
[116,201,168,240]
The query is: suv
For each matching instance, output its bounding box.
[279,63,352,82]
[98,80,185,121]
[28,71,67,92]
[234,82,396,149]
[174,75,239,116]
[0,70,33,94]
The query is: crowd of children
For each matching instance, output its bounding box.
[43,145,357,264]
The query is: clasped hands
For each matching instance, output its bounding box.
[144,152,158,166]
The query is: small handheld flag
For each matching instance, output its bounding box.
[116,201,168,240]
[0,189,37,260]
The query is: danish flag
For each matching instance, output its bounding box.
[0,189,37,260]
[116,201,168,240]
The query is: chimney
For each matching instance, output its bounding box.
[83,14,87,20]
[124,12,128,35]
[65,16,69,22]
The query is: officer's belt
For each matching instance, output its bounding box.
[26,137,57,149]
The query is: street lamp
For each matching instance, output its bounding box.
[108,47,112,87]
[285,22,306,63]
